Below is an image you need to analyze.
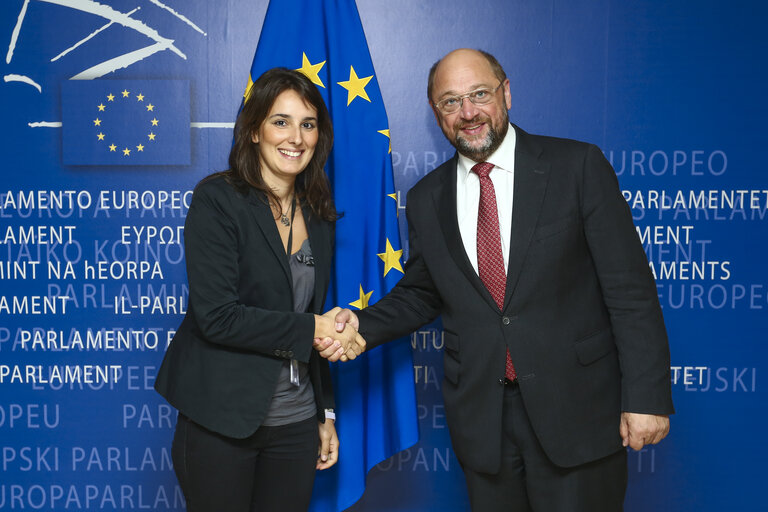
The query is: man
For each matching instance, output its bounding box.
[318,48,673,511]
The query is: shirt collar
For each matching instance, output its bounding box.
[457,123,517,179]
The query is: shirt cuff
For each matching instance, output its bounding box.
[324,409,335,422]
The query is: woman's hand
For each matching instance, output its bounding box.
[317,420,339,470]
[313,307,366,361]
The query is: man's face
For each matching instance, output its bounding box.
[430,50,512,162]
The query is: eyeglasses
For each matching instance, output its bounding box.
[433,83,503,114]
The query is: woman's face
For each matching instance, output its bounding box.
[252,89,319,185]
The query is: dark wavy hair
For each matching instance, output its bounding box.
[210,68,337,221]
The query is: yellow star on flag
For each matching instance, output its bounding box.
[337,66,373,106]
[349,284,374,310]
[377,238,404,276]
[151,118,159,126]
[377,129,391,153]
[148,132,156,141]
[387,192,400,217]
[109,144,117,152]
[296,52,326,88]
[136,93,144,101]
[122,89,130,98]
[97,132,105,141]
[136,144,144,152]
[97,103,105,111]
[93,118,101,126]
[107,93,115,101]
[146,104,155,111]
[244,74,254,100]
[123,148,131,156]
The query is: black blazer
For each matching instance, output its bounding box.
[155,176,334,438]
[358,125,674,472]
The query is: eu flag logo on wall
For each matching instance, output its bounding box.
[61,80,190,165]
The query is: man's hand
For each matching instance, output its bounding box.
[319,307,363,362]
[333,308,360,332]
[313,307,365,362]
[619,412,670,451]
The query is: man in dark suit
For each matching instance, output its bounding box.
[323,48,673,510]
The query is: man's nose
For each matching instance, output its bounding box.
[459,97,480,119]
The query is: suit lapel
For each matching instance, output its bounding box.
[503,126,550,311]
[434,156,501,311]
[304,205,330,314]
[248,190,292,288]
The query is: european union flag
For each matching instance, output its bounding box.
[61,80,190,165]
[248,1,418,510]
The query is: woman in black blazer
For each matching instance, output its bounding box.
[155,68,363,512]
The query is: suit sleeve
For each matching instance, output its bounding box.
[183,184,315,363]
[357,188,443,347]
[581,144,674,415]
[316,351,335,420]
[318,221,335,417]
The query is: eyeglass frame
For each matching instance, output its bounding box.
[431,82,505,114]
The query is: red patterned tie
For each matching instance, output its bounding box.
[472,162,516,382]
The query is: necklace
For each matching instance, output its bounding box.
[280,195,295,226]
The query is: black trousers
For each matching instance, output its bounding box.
[172,413,319,512]
[462,382,628,512]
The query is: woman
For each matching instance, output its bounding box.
[155,68,361,511]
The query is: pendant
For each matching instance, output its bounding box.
[280,214,290,226]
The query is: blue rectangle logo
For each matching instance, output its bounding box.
[61,79,190,165]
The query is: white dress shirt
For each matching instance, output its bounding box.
[456,123,516,275]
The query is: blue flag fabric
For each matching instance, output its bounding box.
[61,80,190,165]
[248,1,419,510]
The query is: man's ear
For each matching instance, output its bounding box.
[503,79,512,111]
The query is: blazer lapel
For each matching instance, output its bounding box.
[503,126,550,311]
[434,156,501,311]
[304,205,330,314]
[247,190,292,288]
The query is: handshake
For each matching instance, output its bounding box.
[313,307,365,362]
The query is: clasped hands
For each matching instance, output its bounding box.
[313,307,363,362]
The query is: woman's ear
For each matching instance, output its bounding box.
[251,130,259,144]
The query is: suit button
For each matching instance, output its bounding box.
[287,351,294,358]
[502,316,510,325]
[274,350,281,356]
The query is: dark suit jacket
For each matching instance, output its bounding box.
[358,125,674,472]
[155,176,334,438]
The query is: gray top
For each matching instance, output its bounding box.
[262,238,317,426]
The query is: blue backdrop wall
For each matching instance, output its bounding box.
[1,1,766,510]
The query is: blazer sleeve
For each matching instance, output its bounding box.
[581,144,674,415]
[358,187,443,347]
[183,183,315,363]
